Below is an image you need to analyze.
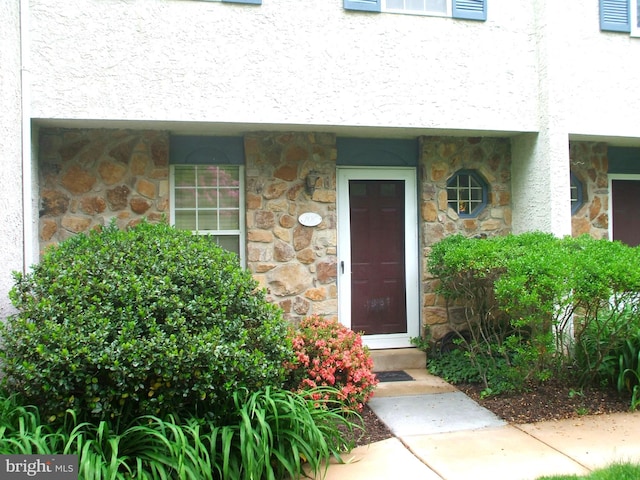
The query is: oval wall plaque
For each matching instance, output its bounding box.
[298,212,322,227]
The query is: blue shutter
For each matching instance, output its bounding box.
[222,0,261,4]
[452,0,487,21]
[343,0,381,12]
[600,0,630,32]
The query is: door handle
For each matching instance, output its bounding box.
[340,261,344,274]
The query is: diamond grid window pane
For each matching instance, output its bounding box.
[446,170,487,217]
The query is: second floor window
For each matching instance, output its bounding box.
[344,0,486,20]
[385,0,448,16]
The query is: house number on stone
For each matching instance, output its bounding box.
[298,212,322,227]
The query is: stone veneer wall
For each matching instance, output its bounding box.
[38,129,519,338]
[419,136,513,340]
[244,133,338,324]
[570,141,609,240]
[38,129,169,254]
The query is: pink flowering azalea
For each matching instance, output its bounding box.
[288,315,379,412]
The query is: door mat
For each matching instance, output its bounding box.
[375,370,414,383]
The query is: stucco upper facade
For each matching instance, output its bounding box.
[28,0,539,133]
[1,0,639,344]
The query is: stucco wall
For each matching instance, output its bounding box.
[28,0,539,134]
[560,2,640,140]
[0,1,25,318]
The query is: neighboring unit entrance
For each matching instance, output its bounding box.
[337,168,419,349]
[611,177,640,247]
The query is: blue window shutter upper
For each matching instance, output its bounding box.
[600,0,630,32]
[343,0,381,12]
[222,0,261,4]
[452,0,487,21]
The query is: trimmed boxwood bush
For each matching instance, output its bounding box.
[0,221,294,424]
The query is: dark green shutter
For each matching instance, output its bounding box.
[336,138,418,166]
[600,0,630,32]
[452,0,487,21]
[343,0,381,12]
[170,136,245,165]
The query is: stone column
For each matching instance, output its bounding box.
[569,142,609,239]
[244,132,338,324]
[420,136,513,340]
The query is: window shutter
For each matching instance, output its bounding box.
[452,0,487,21]
[222,0,261,4]
[600,0,630,32]
[343,0,381,12]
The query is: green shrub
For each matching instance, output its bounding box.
[288,315,378,412]
[1,221,294,424]
[427,233,640,397]
[427,348,484,385]
[428,233,566,393]
[569,237,640,387]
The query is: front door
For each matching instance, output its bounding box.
[611,177,640,246]
[337,168,419,349]
[350,179,407,334]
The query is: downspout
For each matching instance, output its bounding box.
[20,0,34,272]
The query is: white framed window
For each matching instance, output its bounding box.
[384,0,449,16]
[344,0,486,21]
[170,164,246,264]
[632,0,640,36]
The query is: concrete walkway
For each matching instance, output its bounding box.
[319,369,640,480]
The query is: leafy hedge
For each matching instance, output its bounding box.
[1,221,294,424]
[427,233,640,396]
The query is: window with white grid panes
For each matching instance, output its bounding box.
[447,170,487,217]
[385,0,449,16]
[172,165,244,260]
[344,0,486,20]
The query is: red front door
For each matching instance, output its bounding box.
[349,180,407,335]
[612,179,640,247]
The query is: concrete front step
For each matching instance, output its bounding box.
[370,348,426,372]
[373,368,457,397]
